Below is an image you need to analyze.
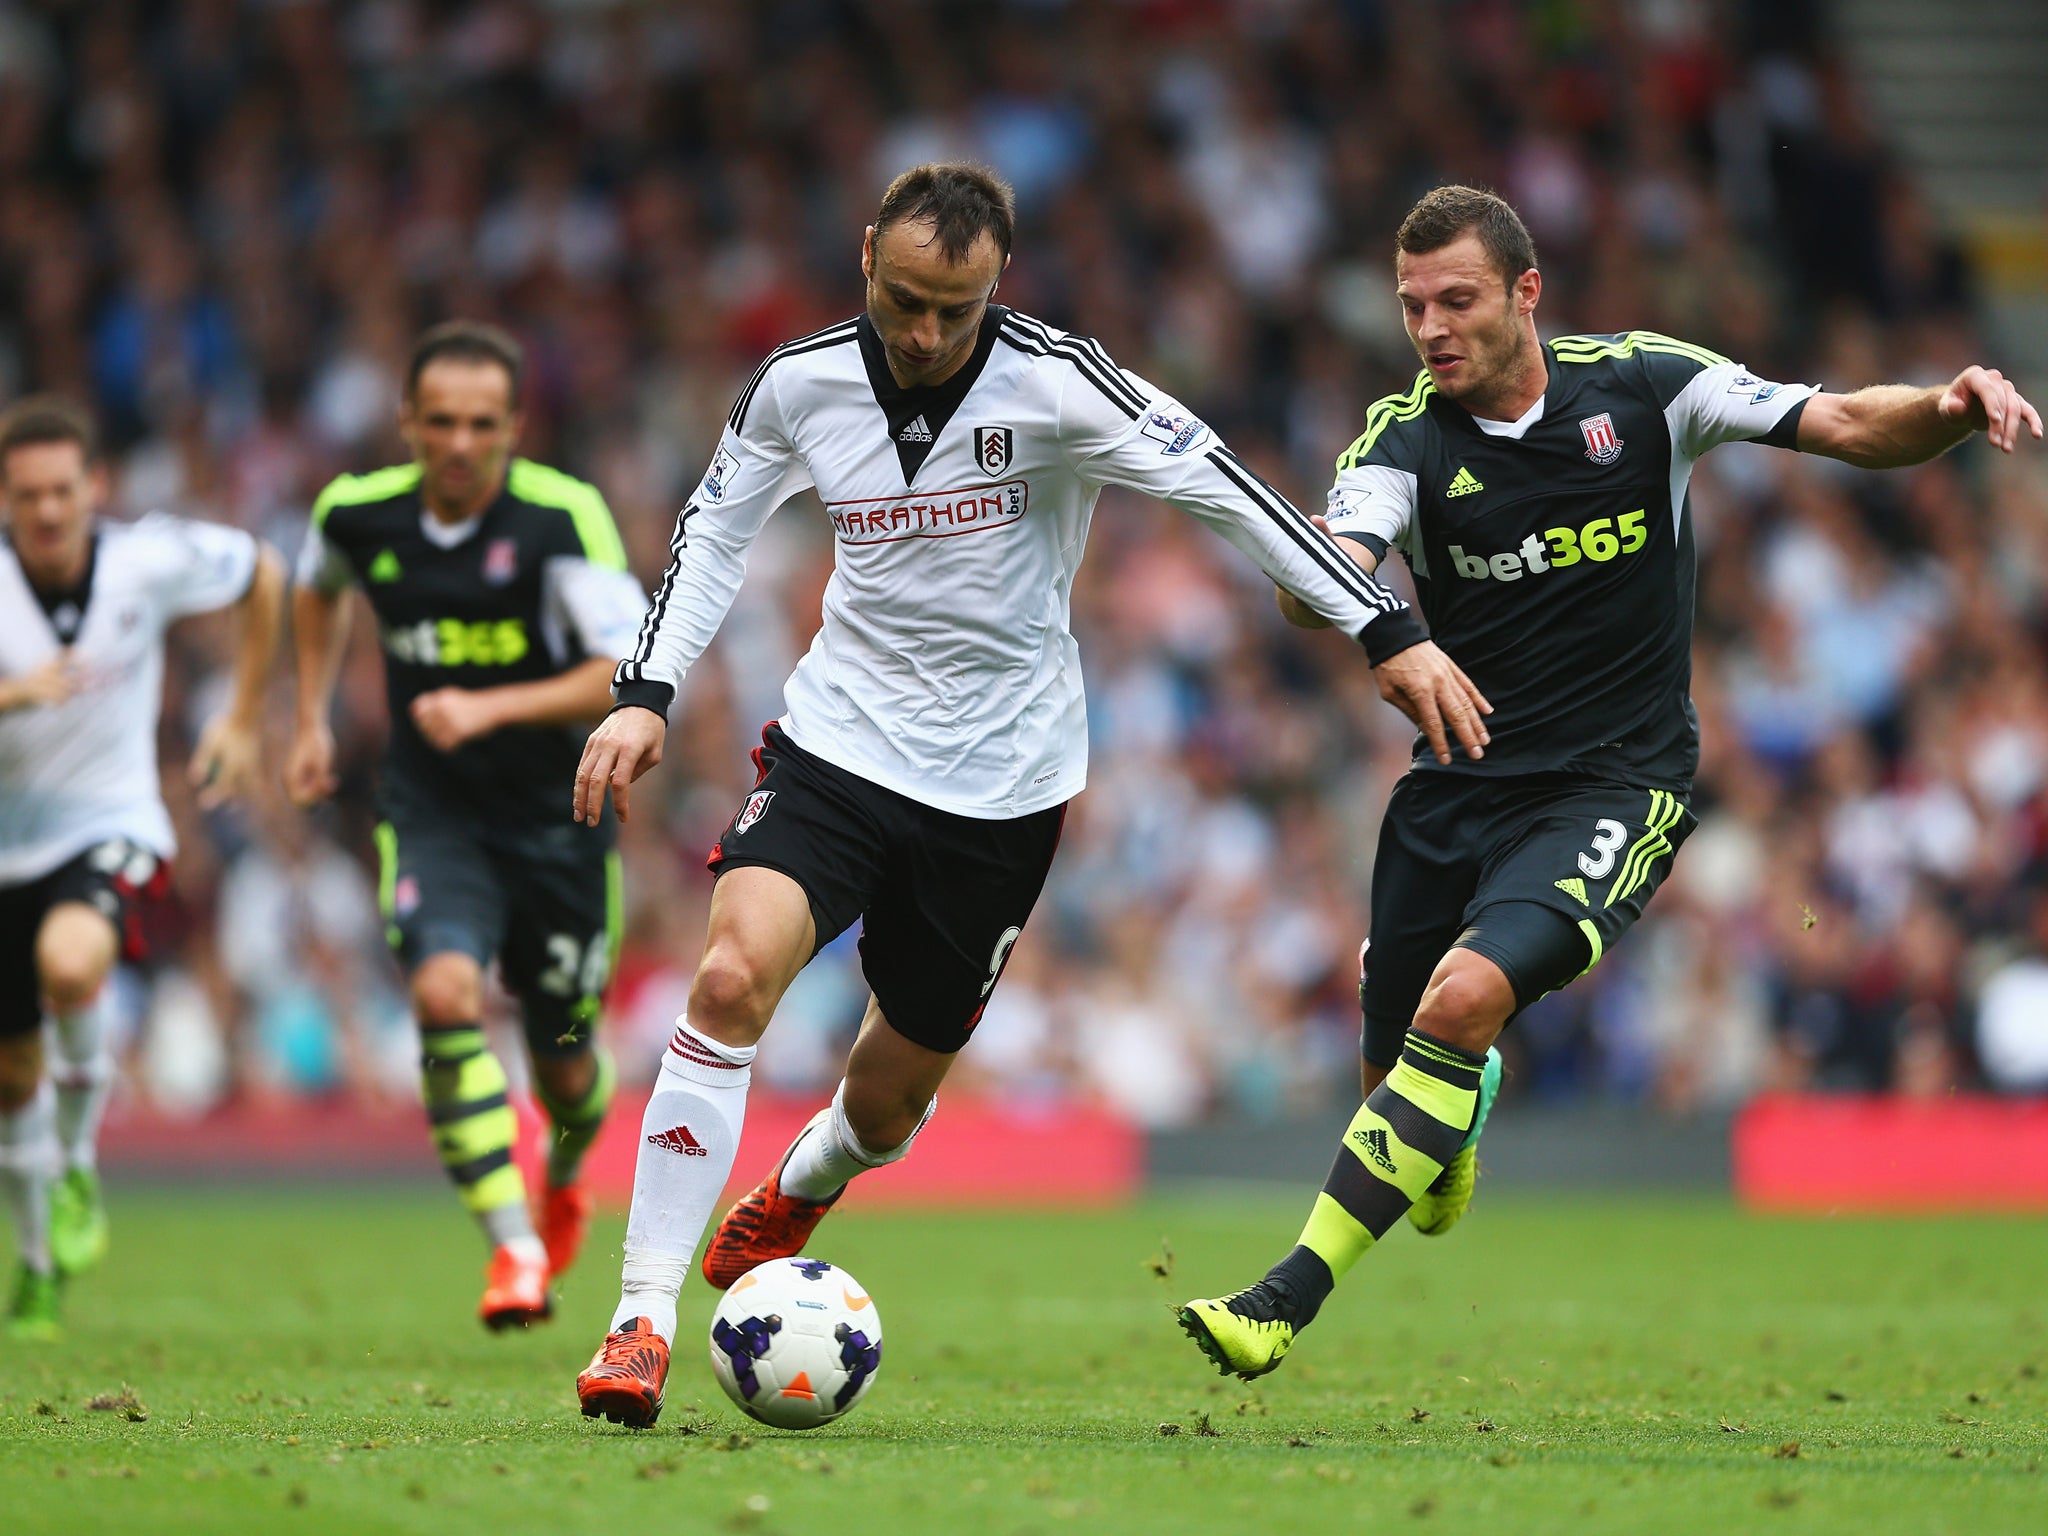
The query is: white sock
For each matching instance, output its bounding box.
[481,1205,546,1265]
[609,1017,755,1344]
[52,990,114,1172]
[0,1085,58,1275]
[779,1078,935,1201]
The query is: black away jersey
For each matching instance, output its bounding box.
[298,459,644,825]
[1324,332,1815,790]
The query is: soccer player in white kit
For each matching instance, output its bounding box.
[0,397,284,1339]
[570,164,1491,1426]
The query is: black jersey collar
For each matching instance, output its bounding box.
[857,304,1007,484]
[17,528,99,644]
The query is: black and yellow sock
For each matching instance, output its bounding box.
[535,1045,615,1189]
[420,1024,528,1221]
[1265,1029,1488,1326]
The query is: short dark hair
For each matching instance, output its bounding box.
[1396,186,1538,288]
[0,394,97,469]
[406,319,524,404]
[874,162,1016,263]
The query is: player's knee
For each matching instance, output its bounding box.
[1412,956,1513,1054]
[687,952,776,1044]
[411,955,483,1026]
[35,933,111,1011]
[0,1041,41,1111]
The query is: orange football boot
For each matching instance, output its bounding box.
[577,1317,670,1427]
[478,1245,553,1331]
[538,1183,593,1278]
[700,1112,842,1289]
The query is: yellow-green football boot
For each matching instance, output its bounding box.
[49,1166,109,1277]
[1177,1287,1295,1380]
[6,1263,61,1343]
[1408,1045,1502,1236]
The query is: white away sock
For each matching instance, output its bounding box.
[609,1017,755,1343]
[779,1078,935,1201]
[52,989,114,1172]
[0,1084,58,1275]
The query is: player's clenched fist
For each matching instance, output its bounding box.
[1372,640,1493,766]
[283,721,339,807]
[575,704,666,826]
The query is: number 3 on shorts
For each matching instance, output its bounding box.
[1577,819,1628,880]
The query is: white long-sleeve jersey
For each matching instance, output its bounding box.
[0,513,260,884]
[617,307,1425,819]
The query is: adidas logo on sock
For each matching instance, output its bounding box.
[898,415,933,443]
[1352,1124,1398,1175]
[1554,876,1589,905]
[647,1125,709,1157]
[1445,466,1483,498]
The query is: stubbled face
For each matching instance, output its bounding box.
[2,439,103,588]
[1397,233,1541,407]
[862,218,1006,389]
[401,359,521,520]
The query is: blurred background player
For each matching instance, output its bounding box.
[568,162,1489,1428]
[0,396,282,1340]
[1179,186,2044,1380]
[286,322,646,1329]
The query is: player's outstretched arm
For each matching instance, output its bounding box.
[1278,514,1379,629]
[574,703,666,826]
[189,545,286,809]
[1798,366,2043,468]
[285,582,351,806]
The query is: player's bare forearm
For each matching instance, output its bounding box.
[188,549,286,808]
[1800,369,2042,467]
[225,547,285,727]
[461,657,619,733]
[291,583,351,731]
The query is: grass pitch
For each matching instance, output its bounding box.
[2,1187,2045,1535]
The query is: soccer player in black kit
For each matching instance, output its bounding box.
[287,323,646,1328]
[1181,186,2042,1379]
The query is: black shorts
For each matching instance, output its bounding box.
[0,839,165,1041]
[708,724,1067,1054]
[376,787,620,1058]
[1361,770,1695,1066]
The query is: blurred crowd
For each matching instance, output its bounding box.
[3,0,2046,1127]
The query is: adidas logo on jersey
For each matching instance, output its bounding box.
[368,548,404,583]
[1352,1123,1398,1175]
[647,1125,708,1157]
[898,415,933,443]
[1446,466,1484,497]
[1554,877,1589,906]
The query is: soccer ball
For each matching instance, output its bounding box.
[707,1258,883,1430]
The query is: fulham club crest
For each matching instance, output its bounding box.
[734,790,775,834]
[1579,412,1624,466]
[973,426,1014,476]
